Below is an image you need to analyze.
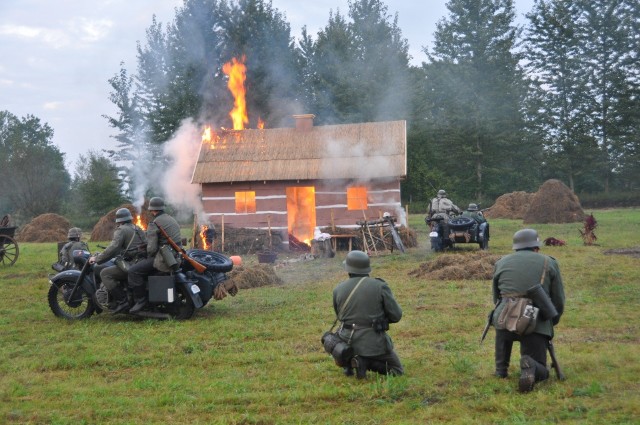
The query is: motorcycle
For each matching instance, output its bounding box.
[426,214,490,252]
[47,249,234,320]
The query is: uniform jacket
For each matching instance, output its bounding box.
[95,223,146,265]
[147,212,182,271]
[60,241,89,267]
[333,276,402,357]
[429,196,461,218]
[461,210,486,224]
[492,250,566,337]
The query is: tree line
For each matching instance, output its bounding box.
[2,0,638,225]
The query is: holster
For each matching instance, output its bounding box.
[526,284,559,321]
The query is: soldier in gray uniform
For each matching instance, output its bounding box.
[128,197,182,313]
[492,228,566,392]
[333,250,404,379]
[428,189,462,221]
[59,227,89,270]
[89,208,146,313]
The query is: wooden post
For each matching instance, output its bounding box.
[330,209,335,232]
[192,214,198,249]
[221,214,225,253]
[362,210,378,256]
[267,214,272,250]
[405,204,410,229]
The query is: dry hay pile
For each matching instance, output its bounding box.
[408,251,502,280]
[16,213,70,242]
[91,204,152,241]
[484,191,534,219]
[221,227,284,255]
[225,264,284,289]
[523,179,584,224]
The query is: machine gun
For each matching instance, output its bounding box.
[157,225,207,274]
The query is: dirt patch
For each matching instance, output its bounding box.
[225,264,284,289]
[523,179,584,224]
[603,247,640,259]
[15,213,71,242]
[408,251,502,280]
[91,204,153,241]
[484,191,534,220]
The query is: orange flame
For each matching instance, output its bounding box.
[222,56,248,130]
[257,117,265,129]
[135,214,147,231]
[200,225,209,250]
[202,125,223,150]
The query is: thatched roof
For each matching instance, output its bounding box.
[192,120,406,183]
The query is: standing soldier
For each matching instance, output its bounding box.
[332,250,404,379]
[89,208,146,314]
[128,197,182,313]
[492,229,566,392]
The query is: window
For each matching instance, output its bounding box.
[347,186,368,210]
[235,191,256,214]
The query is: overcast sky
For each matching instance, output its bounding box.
[0,0,533,173]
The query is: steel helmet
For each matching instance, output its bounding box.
[67,227,82,239]
[437,189,446,197]
[115,208,133,223]
[512,228,541,250]
[343,250,371,274]
[148,197,165,211]
[468,203,479,211]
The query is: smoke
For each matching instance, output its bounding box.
[161,118,205,222]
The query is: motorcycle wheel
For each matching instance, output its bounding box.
[48,278,96,320]
[186,249,233,273]
[479,238,489,250]
[430,237,443,252]
[164,284,195,320]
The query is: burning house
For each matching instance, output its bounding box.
[191,114,407,250]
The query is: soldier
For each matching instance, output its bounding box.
[59,227,89,270]
[128,197,182,314]
[428,189,461,221]
[492,229,566,393]
[333,250,404,379]
[88,208,146,314]
[462,203,486,224]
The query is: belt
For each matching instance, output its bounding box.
[341,322,371,330]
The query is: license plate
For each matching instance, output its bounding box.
[429,232,439,237]
[191,285,201,294]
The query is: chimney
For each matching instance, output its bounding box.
[292,114,315,131]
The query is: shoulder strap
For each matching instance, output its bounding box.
[539,256,548,286]
[331,277,367,329]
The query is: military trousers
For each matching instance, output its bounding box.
[358,350,404,376]
[127,256,158,290]
[495,329,550,381]
[100,265,128,292]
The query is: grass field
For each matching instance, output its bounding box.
[1,208,639,424]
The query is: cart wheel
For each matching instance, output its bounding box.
[0,235,19,266]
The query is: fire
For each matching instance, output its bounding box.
[222,56,249,130]
[135,214,147,231]
[202,125,222,150]
[200,225,209,250]
[257,117,265,129]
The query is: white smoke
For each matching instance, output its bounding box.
[161,118,205,221]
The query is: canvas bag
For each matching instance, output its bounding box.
[495,257,548,336]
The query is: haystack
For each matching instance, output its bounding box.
[523,179,584,224]
[408,251,501,280]
[484,191,534,219]
[225,264,283,289]
[16,213,71,242]
[91,204,152,241]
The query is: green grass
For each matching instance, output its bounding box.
[1,208,639,424]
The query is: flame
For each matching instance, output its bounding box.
[287,186,316,247]
[135,214,147,231]
[257,117,265,129]
[202,125,222,150]
[222,56,248,130]
[200,225,210,250]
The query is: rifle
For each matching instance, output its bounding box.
[156,224,207,274]
[480,300,500,344]
[548,340,566,380]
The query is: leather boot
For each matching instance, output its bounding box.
[495,331,513,378]
[519,355,536,393]
[111,287,130,315]
[129,286,148,314]
[351,356,368,379]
